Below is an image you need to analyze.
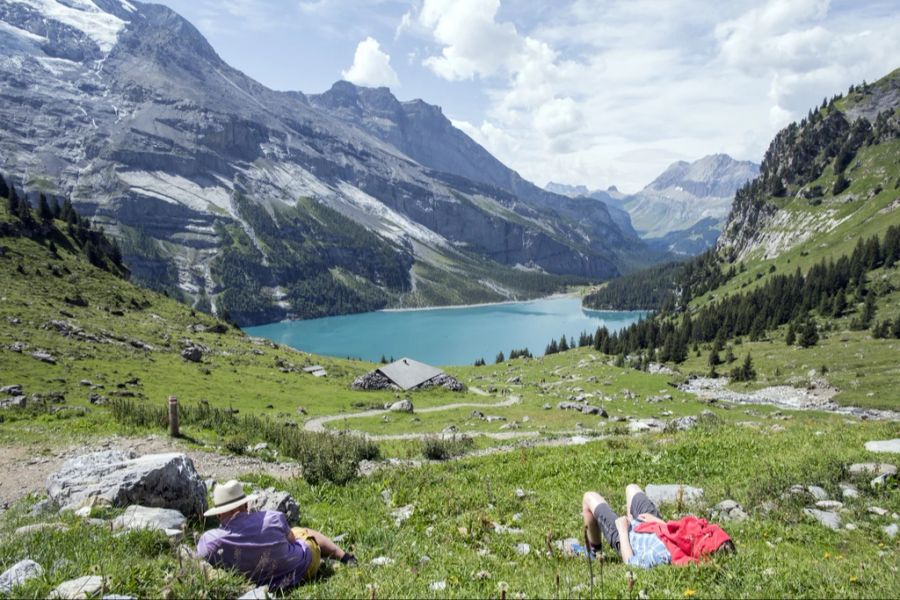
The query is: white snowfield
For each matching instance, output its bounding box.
[16,0,129,53]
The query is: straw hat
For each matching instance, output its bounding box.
[203,480,257,517]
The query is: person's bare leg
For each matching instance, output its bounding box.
[625,484,643,518]
[582,491,607,548]
[303,529,346,560]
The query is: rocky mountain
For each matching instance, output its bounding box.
[547,155,759,254]
[718,68,900,261]
[0,0,641,325]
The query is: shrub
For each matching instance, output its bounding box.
[224,435,248,455]
[422,435,474,461]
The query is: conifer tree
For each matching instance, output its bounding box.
[799,318,819,348]
[707,346,721,367]
[558,335,569,352]
[0,173,8,200]
[724,345,736,363]
[495,351,505,364]
[7,184,19,214]
[38,194,53,222]
[831,292,846,317]
[785,322,796,346]
[861,293,876,327]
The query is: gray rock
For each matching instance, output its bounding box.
[804,508,841,530]
[554,537,582,557]
[391,504,414,526]
[180,346,203,362]
[0,559,44,594]
[807,486,829,501]
[470,410,484,419]
[31,351,57,364]
[848,463,897,477]
[628,418,666,433]
[710,499,748,522]
[815,500,843,510]
[388,399,414,413]
[47,451,207,516]
[668,416,699,431]
[839,483,859,500]
[15,522,69,536]
[516,542,531,555]
[112,505,186,535]
[0,395,27,409]
[237,586,270,599]
[865,439,900,453]
[1,384,23,395]
[884,523,899,539]
[49,576,104,599]
[370,556,394,566]
[29,499,55,515]
[485,415,506,422]
[429,580,447,591]
[868,506,888,516]
[249,488,301,524]
[645,484,704,506]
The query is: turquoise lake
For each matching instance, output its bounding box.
[244,296,646,367]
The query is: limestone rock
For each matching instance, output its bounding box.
[848,463,897,477]
[865,439,900,453]
[554,537,582,557]
[112,505,186,536]
[668,416,699,431]
[0,559,44,594]
[238,586,270,599]
[180,346,203,362]
[388,399,414,413]
[370,556,394,566]
[391,504,414,526]
[47,451,207,516]
[804,508,841,530]
[249,488,301,524]
[645,484,704,506]
[710,499,748,522]
[49,576,104,599]
[884,523,899,539]
[15,522,69,536]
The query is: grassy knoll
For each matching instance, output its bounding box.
[2,418,898,598]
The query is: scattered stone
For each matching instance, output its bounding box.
[710,499,748,522]
[474,570,491,580]
[815,500,843,510]
[15,522,69,536]
[865,439,900,453]
[0,559,43,594]
[429,581,447,591]
[839,483,859,500]
[485,415,506,423]
[542,403,551,410]
[112,505,186,540]
[516,543,531,555]
[180,346,203,362]
[645,484,704,506]
[370,556,394,566]
[884,523,899,539]
[391,504,414,526]
[238,586,269,599]
[31,350,57,364]
[1,384,23,395]
[471,410,485,419]
[804,508,841,530]
[668,416,699,431]
[868,506,888,517]
[249,488,301,524]
[499,421,520,430]
[49,576,104,599]
[388,399,414,413]
[418,555,431,565]
[493,523,524,535]
[848,463,897,478]
[628,418,666,433]
[515,488,527,499]
[0,395,26,409]
[442,425,458,434]
[47,451,207,516]
[807,486,828,501]
[29,499,55,515]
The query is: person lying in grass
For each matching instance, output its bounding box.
[581,484,734,568]
[197,480,357,589]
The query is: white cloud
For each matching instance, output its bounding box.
[341,36,399,88]
[400,0,900,192]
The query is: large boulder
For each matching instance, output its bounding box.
[865,439,900,453]
[112,505,186,535]
[47,451,207,517]
[249,488,301,524]
[388,399,414,413]
[645,484,705,506]
[49,576,104,599]
[0,559,43,594]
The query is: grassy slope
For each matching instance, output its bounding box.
[1,208,899,599]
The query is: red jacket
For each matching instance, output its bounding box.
[633,516,732,565]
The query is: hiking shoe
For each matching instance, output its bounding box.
[340,553,358,566]
[569,543,597,559]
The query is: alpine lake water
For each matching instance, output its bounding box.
[244,296,647,366]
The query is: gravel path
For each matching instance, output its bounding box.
[303,394,525,440]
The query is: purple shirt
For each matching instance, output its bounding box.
[197,510,310,589]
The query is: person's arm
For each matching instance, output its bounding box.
[638,513,666,524]
[615,516,634,563]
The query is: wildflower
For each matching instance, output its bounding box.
[683,589,697,598]
[836,555,844,560]
[850,576,859,583]
[823,552,831,559]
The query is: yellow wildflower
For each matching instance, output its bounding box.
[823,552,831,559]
[683,589,697,598]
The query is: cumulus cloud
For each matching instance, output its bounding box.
[341,36,399,88]
[400,0,900,192]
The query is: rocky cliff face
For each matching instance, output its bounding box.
[717,69,900,261]
[0,0,638,324]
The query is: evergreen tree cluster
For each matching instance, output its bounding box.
[508,348,532,360]
[552,225,899,362]
[1,172,126,277]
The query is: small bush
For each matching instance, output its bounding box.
[422,435,474,461]
[224,435,248,455]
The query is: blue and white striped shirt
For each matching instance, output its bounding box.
[627,523,671,569]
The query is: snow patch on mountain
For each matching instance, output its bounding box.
[17,0,127,52]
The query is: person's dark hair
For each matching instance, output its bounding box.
[715,540,736,555]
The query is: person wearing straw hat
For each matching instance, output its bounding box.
[197,480,356,589]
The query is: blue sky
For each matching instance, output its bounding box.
[157,0,899,193]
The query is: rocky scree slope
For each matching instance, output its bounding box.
[0,0,635,325]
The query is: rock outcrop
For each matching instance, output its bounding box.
[47,451,207,516]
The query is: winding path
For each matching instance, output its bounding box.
[304,392,538,441]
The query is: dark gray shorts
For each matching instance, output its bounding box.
[592,492,661,554]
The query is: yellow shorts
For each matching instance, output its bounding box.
[291,527,321,579]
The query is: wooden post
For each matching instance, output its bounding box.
[168,395,179,437]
